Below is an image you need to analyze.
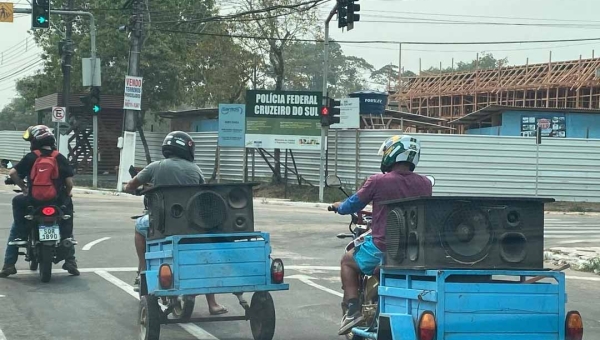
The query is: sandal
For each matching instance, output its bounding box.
[209,305,229,315]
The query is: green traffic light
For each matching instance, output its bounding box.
[93,105,101,113]
[37,16,47,24]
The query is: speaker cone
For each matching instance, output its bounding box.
[500,232,528,263]
[440,208,494,263]
[386,208,408,264]
[187,191,227,230]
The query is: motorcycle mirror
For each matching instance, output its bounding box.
[425,175,436,187]
[325,175,342,188]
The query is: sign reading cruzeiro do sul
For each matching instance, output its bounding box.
[245,90,322,150]
[123,76,143,110]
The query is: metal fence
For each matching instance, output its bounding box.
[2,129,600,202]
[133,131,600,202]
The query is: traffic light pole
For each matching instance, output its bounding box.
[15,7,98,188]
[319,5,337,202]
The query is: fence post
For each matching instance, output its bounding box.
[355,129,360,190]
[334,129,339,176]
[217,146,221,183]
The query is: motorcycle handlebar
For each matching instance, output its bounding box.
[328,205,337,212]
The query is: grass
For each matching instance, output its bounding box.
[575,257,600,274]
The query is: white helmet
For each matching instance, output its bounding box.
[377,135,421,173]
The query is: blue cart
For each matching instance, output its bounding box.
[138,232,289,340]
[350,267,584,340]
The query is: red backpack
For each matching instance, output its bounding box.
[29,150,60,202]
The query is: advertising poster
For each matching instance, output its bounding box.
[521,115,566,138]
[123,76,143,110]
[245,90,322,150]
[218,104,246,148]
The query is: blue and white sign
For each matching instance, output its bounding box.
[218,104,246,147]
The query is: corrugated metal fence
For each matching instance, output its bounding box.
[2,130,599,201]
[131,131,600,202]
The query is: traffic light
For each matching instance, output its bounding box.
[321,97,341,127]
[337,0,347,29]
[31,0,50,29]
[90,86,101,114]
[80,87,101,115]
[347,0,360,31]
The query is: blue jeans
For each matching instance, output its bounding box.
[4,223,20,266]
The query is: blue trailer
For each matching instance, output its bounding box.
[351,267,583,340]
[138,232,289,340]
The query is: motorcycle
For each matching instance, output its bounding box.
[127,165,196,319]
[3,174,76,283]
[325,175,378,339]
[325,174,435,339]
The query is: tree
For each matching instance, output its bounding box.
[284,40,374,96]
[420,52,509,76]
[232,0,321,183]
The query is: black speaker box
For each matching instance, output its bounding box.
[143,183,258,240]
[383,196,554,270]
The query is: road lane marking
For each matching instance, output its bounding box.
[287,274,343,298]
[556,239,600,244]
[82,237,111,250]
[95,271,219,340]
[0,328,6,340]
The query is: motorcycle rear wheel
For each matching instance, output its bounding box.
[39,246,53,283]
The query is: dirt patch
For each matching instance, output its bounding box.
[545,201,600,213]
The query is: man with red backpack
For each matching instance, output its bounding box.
[0,125,79,277]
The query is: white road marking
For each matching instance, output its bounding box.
[95,271,219,340]
[287,265,339,271]
[13,267,138,275]
[566,275,600,282]
[82,237,111,251]
[556,239,600,244]
[287,274,343,298]
[0,328,6,340]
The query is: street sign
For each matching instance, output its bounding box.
[52,106,66,123]
[0,2,13,23]
[331,97,360,129]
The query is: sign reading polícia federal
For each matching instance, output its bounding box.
[245,90,322,151]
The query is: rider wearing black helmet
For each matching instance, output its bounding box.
[0,125,78,277]
[125,131,228,315]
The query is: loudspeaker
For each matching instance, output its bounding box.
[383,196,554,270]
[144,183,258,240]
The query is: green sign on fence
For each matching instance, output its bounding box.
[245,90,322,150]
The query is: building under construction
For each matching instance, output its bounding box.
[393,56,600,133]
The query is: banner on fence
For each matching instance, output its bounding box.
[218,104,246,147]
[245,90,322,150]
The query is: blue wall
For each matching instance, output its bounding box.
[192,119,218,132]
[466,110,600,138]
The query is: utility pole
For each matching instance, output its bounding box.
[319,4,338,202]
[59,0,74,150]
[117,0,144,191]
[124,0,143,132]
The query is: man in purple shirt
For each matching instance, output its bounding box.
[331,135,433,335]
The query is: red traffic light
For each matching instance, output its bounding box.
[321,107,329,115]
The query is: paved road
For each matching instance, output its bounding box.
[0,189,598,340]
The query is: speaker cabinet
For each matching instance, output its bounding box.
[144,183,258,240]
[383,196,554,270]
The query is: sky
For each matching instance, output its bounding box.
[1,0,600,109]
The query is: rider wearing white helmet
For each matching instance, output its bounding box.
[331,135,433,335]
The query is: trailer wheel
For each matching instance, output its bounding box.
[249,292,276,340]
[139,295,161,340]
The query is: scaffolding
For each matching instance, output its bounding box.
[394,56,600,125]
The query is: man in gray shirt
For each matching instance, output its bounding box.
[125,131,228,315]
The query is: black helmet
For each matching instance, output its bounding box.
[23,125,56,150]
[162,131,195,161]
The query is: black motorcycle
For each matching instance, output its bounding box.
[4,176,76,283]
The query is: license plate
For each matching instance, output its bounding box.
[39,225,60,242]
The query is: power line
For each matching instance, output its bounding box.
[150,28,600,46]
